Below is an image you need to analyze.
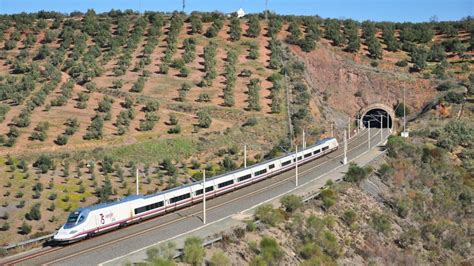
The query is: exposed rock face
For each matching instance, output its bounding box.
[291,45,437,124]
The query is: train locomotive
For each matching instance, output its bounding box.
[53,138,339,243]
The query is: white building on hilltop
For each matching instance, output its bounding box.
[236,8,246,18]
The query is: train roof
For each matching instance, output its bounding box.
[76,194,144,213]
[136,137,338,197]
[70,137,338,213]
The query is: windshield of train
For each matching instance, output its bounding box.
[66,211,81,225]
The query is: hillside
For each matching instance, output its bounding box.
[0,10,472,249]
[144,108,474,265]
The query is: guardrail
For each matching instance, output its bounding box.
[1,233,53,251]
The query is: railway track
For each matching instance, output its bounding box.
[3,128,388,266]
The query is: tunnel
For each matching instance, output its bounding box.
[361,108,393,129]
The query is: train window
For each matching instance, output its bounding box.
[218,180,234,188]
[134,201,164,214]
[268,164,275,169]
[314,149,321,155]
[304,153,312,158]
[238,174,252,182]
[255,169,267,176]
[297,156,302,161]
[196,186,214,195]
[170,193,191,204]
[322,146,329,151]
[281,160,291,166]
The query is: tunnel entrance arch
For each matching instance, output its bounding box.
[359,104,394,129]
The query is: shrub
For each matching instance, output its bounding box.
[197,93,210,103]
[280,194,303,213]
[342,210,357,225]
[343,162,372,183]
[395,59,408,67]
[112,79,123,89]
[183,237,205,265]
[444,91,464,104]
[197,110,212,128]
[26,203,41,221]
[20,221,32,234]
[246,16,261,38]
[34,154,53,173]
[167,125,181,134]
[1,222,9,231]
[243,117,258,127]
[255,204,283,226]
[394,102,411,118]
[437,81,456,91]
[371,213,391,235]
[319,188,337,209]
[260,237,283,264]
[169,113,178,125]
[210,251,230,266]
[144,100,160,112]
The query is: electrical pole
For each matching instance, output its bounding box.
[182,0,185,12]
[283,63,293,148]
[265,0,269,21]
[136,168,139,195]
[343,130,347,165]
[302,129,306,149]
[348,118,351,139]
[295,145,298,187]
[387,113,390,133]
[244,144,247,168]
[203,169,206,224]
[403,87,406,133]
[368,120,371,150]
[380,115,383,142]
[330,123,334,138]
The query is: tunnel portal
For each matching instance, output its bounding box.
[362,108,393,128]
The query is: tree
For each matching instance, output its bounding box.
[183,237,204,265]
[367,37,382,59]
[34,154,53,173]
[428,43,446,62]
[280,194,303,213]
[394,102,410,117]
[190,13,203,34]
[197,110,212,128]
[44,30,58,43]
[345,30,360,53]
[112,79,123,89]
[20,221,32,235]
[4,40,17,50]
[144,100,160,112]
[96,176,113,202]
[26,203,41,220]
[246,16,261,38]
[229,17,242,41]
[169,113,178,125]
[411,47,428,71]
[247,78,261,111]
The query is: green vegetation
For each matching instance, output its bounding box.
[183,237,205,265]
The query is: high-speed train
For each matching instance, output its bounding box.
[53,138,339,243]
